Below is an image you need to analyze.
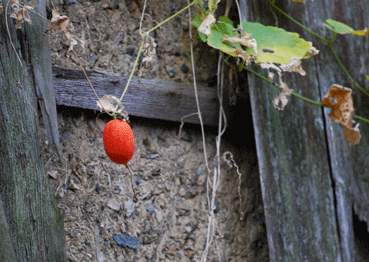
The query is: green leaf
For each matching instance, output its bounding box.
[323,19,369,36]
[191,13,203,28]
[192,15,318,68]
[192,13,208,42]
[241,21,314,65]
[218,16,234,26]
[207,21,250,60]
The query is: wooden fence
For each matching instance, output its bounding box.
[240,0,369,261]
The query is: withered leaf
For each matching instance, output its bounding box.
[97,95,129,121]
[138,36,157,82]
[10,0,33,29]
[198,14,216,35]
[321,84,361,145]
[47,9,78,56]
[321,84,353,127]
[343,124,361,146]
[273,75,293,110]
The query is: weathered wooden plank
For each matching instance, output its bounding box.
[53,67,219,126]
[240,1,341,261]
[304,1,369,261]
[0,0,66,261]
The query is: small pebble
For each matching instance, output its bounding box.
[151,168,161,176]
[146,153,160,159]
[124,200,135,217]
[166,67,176,78]
[69,179,80,191]
[180,64,190,74]
[195,166,203,176]
[113,235,139,249]
[60,130,71,142]
[149,128,160,139]
[156,211,163,222]
[107,198,121,211]
[64,0,76,5]
[48,170,58,180]
[147,203,155,212]
[89,53,97,68]
[126,45,136,56]
[95,183,103,193]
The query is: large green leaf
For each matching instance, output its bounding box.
[240,21,313,64]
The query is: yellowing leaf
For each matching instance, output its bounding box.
[241,21,317,66]
[323,19,369,36]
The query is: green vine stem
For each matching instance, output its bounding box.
[243,65,369,123]
[116,0,199,108]
[116,40,144,108]
[269,1,369,99]
[142,0,198,37]
[328,42,369,97]
[243,66,324,106]
[269,1,329,44]
[354,115,369,124]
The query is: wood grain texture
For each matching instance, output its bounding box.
[0,0,66,261]
[53,67,219,126]
[241,0,369,261]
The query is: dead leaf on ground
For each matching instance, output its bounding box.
[321,84,361,145]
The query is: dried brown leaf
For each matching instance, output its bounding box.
[321,84,354,127]
[321,84,361,145]
[222,31,258,57]
[48,9,78,56]
[97,95,129,121]
[10,0,33,29]
[138,36,157,81]
[273,74,292,110]
[198,14,216,35]
[280,56,306,76]
[344,124,361,146]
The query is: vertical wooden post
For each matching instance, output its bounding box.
[0,0,65,261]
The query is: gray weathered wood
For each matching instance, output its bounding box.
[0,0,66,261]
[241,0,369,261]
[53,67,219,126]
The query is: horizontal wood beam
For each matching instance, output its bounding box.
[52,67,219,126]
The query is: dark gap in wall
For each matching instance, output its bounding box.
[353,209,369,262]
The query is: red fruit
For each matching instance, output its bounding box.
[103,119,135,164]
